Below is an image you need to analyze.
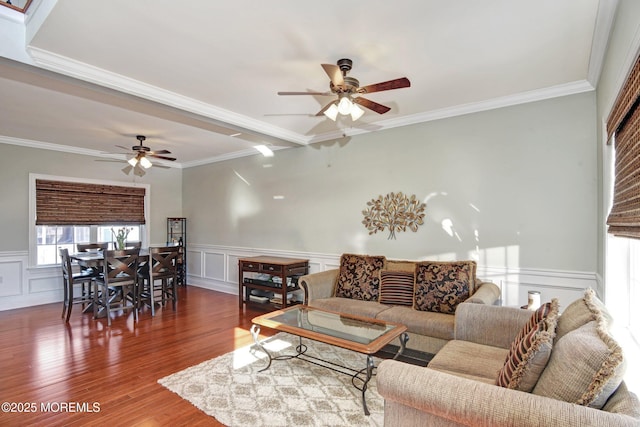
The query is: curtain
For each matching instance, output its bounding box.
[36,180,146,225]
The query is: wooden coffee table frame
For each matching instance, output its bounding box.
[251,305,408,415]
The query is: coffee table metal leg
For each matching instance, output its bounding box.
[393,332,409,360]
[359,355,375,416]
[250,324,273,372]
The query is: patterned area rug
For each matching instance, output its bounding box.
[158,332,383,426]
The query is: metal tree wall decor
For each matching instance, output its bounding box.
[362,192,426,239]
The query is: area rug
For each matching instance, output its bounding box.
[158,332,384,426]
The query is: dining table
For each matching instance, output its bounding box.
[69,248,150,266]
[69,248,152,318]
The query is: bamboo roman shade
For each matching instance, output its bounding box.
[606,53,640,238]
[36,180,146,225]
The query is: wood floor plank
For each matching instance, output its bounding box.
[0,286,273,426]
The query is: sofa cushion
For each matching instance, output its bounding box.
[309,297,391,319]
[496,300,559,392]
[333,254,386,301]
[602,382,640,418]
[555,288,613,342]
[378,270,415,306]
[376,306,455,341]
[532,319,626,409]
[413,260,476,314]
[429,340,509,384]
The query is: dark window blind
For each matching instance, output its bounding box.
[606,53,640,238]
[36,180,146,225]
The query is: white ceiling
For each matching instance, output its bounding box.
[0,0,615,169]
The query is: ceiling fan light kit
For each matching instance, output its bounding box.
[111,134,177,176]
[139,156,152,169]
[279,58,410,121]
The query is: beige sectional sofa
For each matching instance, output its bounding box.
[299,254,501,354]
[377,290,640,426]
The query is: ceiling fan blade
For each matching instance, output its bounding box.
[321,64,344,87]
[278,91,332,96]
[150,154,176,161]
[115,144,132,151]
[353,97,391,114]
[358,77,411,94]
[96,159,126,163]
[315,101,336,117]
[148,149,171,155]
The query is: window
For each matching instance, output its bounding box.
[29,174,150,267]
[605,51,640,345]
[35,224,141,265]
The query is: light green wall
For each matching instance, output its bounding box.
[0,92,600,274]
[184,92,598,272]
[0,143,182,251]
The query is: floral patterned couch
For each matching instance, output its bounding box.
[299,254,501,354]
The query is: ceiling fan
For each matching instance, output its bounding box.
[113,135,176,176]
[278,58,410,121]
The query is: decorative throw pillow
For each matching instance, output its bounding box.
[496,299,559,392]
[333,254,386,301]
[532,319,626,409]
[384,260,417,272]
[413,260,476,314]
[378,270,415,306]
[555,288,613,342]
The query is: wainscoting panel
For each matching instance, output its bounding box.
[0,247,600,312]
[0,258,23,297]
[478,265,599,310]
[204,251,225,281]
[186,250,201,280]
[186,245,600,311]
[0,251,64,311]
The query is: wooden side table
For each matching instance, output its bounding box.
[238,256,309,311]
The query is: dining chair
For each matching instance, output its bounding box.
[76,242,109,277]
[59,248,96,322]
[76,242,109,252]
[95,248,140,326]
[138,246,179,316]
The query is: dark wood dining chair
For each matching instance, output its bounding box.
[138,246,179,316]
[95,248,140,326]
[76,242,109,277]
[59,248,96,322]
[76,242,109,252]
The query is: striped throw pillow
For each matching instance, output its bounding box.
[496,299,559,392]
[378,270,415,306]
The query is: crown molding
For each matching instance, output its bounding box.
[587,0,619,87]
[26,46,309,146]
[308,80,595,144]
[0,135,185,168]
[0,134,296,169]
[0,134,103,156]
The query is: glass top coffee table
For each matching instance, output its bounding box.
[251,305,408,415]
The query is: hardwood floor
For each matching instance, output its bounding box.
[0,286,274,426]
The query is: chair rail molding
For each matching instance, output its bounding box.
[186,245,599,310]
[0,247,599,311]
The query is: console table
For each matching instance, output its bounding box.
[238,256,309,311]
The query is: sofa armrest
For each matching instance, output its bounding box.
[466,281,501,305]
[454,303,533,348]
[377,360,640,427]
[299,269,338,304]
